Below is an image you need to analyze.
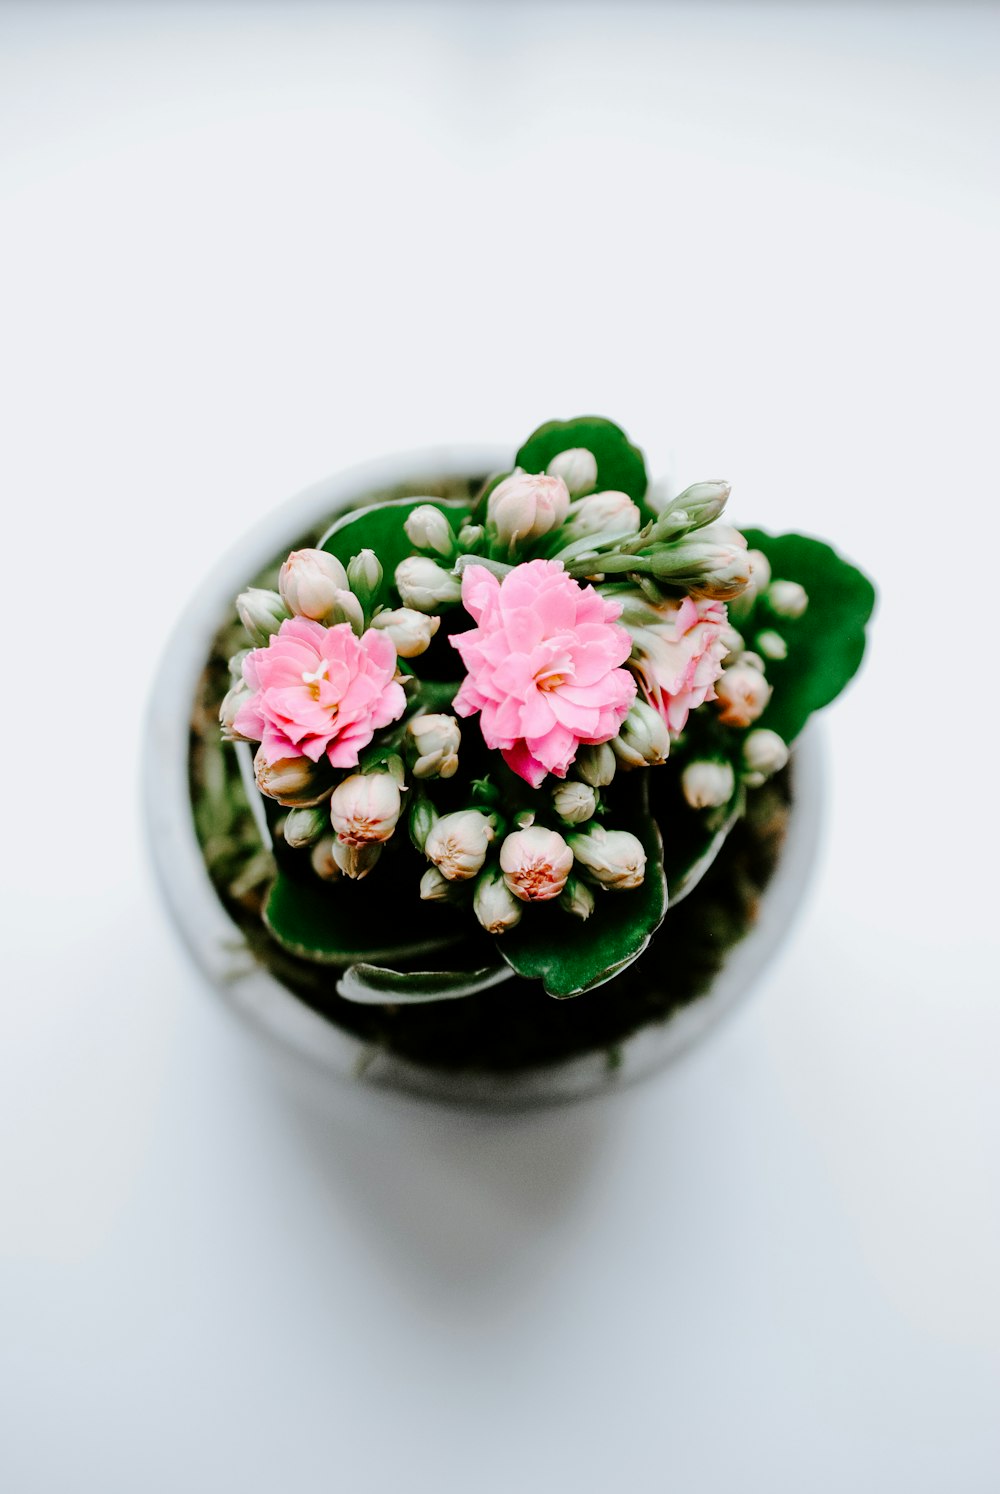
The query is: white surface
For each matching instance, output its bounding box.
[1,4,998,1490]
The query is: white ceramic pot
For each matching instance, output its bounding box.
[144,446,823,1111]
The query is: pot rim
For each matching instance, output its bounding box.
[144,445,824,1111]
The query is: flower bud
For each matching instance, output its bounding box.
[332,838,382,880]
[310,836,341,881]
[756,629,787,661]
[647,531,751,600]
[330,771,402,845]
[424,809,495,881]
[395,555,462,612]
[747,549,771,591]
[253,747,329,806]
[330,588,365,634]
[406,713,461,779]
[559,876,595,921]
[742,728,789,786]
[283,804,328,848]
[612,700,671,769]
[372,606,440,659]
[237,588,289,646]
[681,758,735,810]
[719,624,745,663]
[457,523,485,551]
[419,865,454,902]
[573,742,617,788]
[219,680,253,741]
[568,826,646,890]
[652,481,731,540]
[715,660,772,728]
[278,549,350,622]
[347,549,383,609]
[408,795,438,853]
[767,579,809,619]
[404,504,455,558]
[228,648,250,682]
[499,825,573,902]
[487,469,571,548]
[546,446,598,496]
[551,780,598,824]
[473,868,524,933]
[564,489,642,541]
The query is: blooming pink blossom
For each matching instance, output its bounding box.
[233,616,405,769]
[450,560,635,788]
[628,594,728,735]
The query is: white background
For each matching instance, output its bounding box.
[2,4,999,1490]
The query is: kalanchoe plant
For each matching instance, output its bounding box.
[221,416,875,1001]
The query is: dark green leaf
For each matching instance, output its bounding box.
[319,497,469,610]
[742,530,876,743]
[263,869,465,965]
[337,961,513,1005]
[496,786,667,998]
[516,416,650,507]
[663,785,745,906]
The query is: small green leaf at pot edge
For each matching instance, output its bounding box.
[337,961,514,1005]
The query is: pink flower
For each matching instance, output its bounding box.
[628,594,728,735]
[233,616,405,769]
[450,560,636,787]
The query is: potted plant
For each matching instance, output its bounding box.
[147,416,874,1107]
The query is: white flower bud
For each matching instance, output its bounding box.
[742,728,789,786]
[719,624,745,664]
[310,836,341,881]
[747,549,771,591]
[457,522,485,550]
[681,758,735,810]
[573,742,617,788]
[487,468,571,548]
[564,490,642,541]
[546,447,598,496]
[473,869,524,933]
[756,629,787,661]
[499,825,574,903]
[568,826,646,891]
[253,747,329,806]
[612,700,671,769]
[740,651,766,673]
[551,780,598,824]
[347,549,383,608]
[219,680,252,741]
[237,588,289,645]
[406,714,461,779]
[395,555,462,612]
[404,504,455,558]
[332,838,382,880]
[330,588,366,634]
[424,809,495,881]
[283,804,328,848]
[559,876,595,921]
[372,606,440,659]
[330,772,402,845]
[278,549,350,622]
[419,865,454,902]
[228,648,250,682]
[768,580,809,619]
[715,661,772,728]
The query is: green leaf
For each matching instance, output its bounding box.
[263,869,465,966]
[742,530,876,743]
[496,787,667,998]
[319,497,469,609]
[663,784,745,906]
[516,416,650,507]
[337,961,514,1005]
